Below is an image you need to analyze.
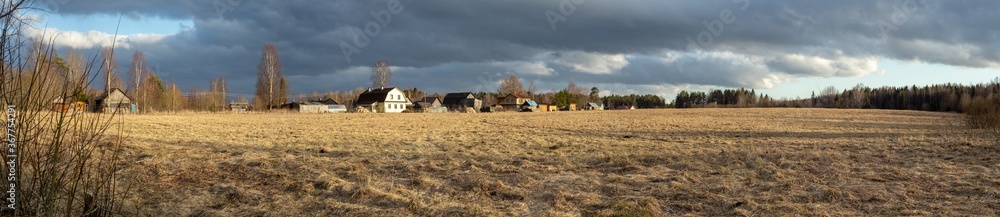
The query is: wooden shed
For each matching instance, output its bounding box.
[442,92,482,111]
[282,102,327,113]
[92,88,134,113]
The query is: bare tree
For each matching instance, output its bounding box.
[498,74,525,95]
[567,81,588,105]
[163,83,185,112]
[63,49,87,102]
[209,77,228,111]
[528,80,537,96]
[371,60,391,88]
[254,43,284,110]
[127,51,152,113]
[100,47,123,93]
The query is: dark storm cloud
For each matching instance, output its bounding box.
[39,0,1000,96]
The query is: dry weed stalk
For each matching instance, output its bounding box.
[0,1,133,215]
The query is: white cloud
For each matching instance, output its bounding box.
[888,39,999,68]
[509,61,555,76]
[768,54,882,77]
[24,27,170,49]
[546,51,629,74]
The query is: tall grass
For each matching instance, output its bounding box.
[965,95,1000,132]
[0,1,133,216]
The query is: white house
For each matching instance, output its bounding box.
[355,87,410,113]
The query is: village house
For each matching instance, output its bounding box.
[50,97,86,113]
[442,92,482,111]
[355,87,410,113]
[411,97,444,113]
[92,88,134,113]
[498,93,531,110]
[229,101,250,112]
[281,102,327,113]
[312,98,348,113]
[520,100,539,112]
[583,102,605,111]
[538,103,557,112]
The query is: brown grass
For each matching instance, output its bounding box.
[115,108,999,216]
[966,96,1000,131]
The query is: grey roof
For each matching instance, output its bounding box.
[442,92,475,105]
[94,88,132,102]
[522,100,538,107]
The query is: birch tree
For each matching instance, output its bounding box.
[254,43,284,110]
[371,60,392,89]
[127,51,151,112]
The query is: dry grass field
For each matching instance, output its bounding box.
[115,108,999,216]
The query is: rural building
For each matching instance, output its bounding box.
[326,105,348,113]
[538,103,559,112]
[229,102,250,112]
[498,93,531,110]
[615,105,636,110]
[282,102,327,113]
[538,103,557,112]
[311,98,339,105]
[520,100,539,112]
[411,97,444,112]
[355,87,410,113]
[442,92,482,111]
[311,98,348,113]
[584,102,605,110]
[50,97,86,113]
[92,88,134,113]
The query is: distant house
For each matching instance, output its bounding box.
[311,98,347,113]
[538,103,557,112]
[282,102,327,113]
[50,97,86,113]
[411,97,443,112]
[355,87,410,113]
[229,101,250,112]
[92,88,133,113]
[557,103,578,111]
[584,102,605,111]
[311,98,339,105]
[615,105,635,110]
[498,93,531,110]
[442,92,482,111]
[520,100,539,112]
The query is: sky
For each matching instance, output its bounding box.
[24,0,1000,101]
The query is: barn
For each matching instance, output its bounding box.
[50,97,86,113]
[520,100,539,112]
[411,97,444,112]
[584,102,605,111]
[92,88,134,113]
[442,92,482,111]
[311,98,348,113]
[282,102,327,113]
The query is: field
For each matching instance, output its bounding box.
[117,108,999,216]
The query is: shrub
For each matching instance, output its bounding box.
[965,96,1000,131]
